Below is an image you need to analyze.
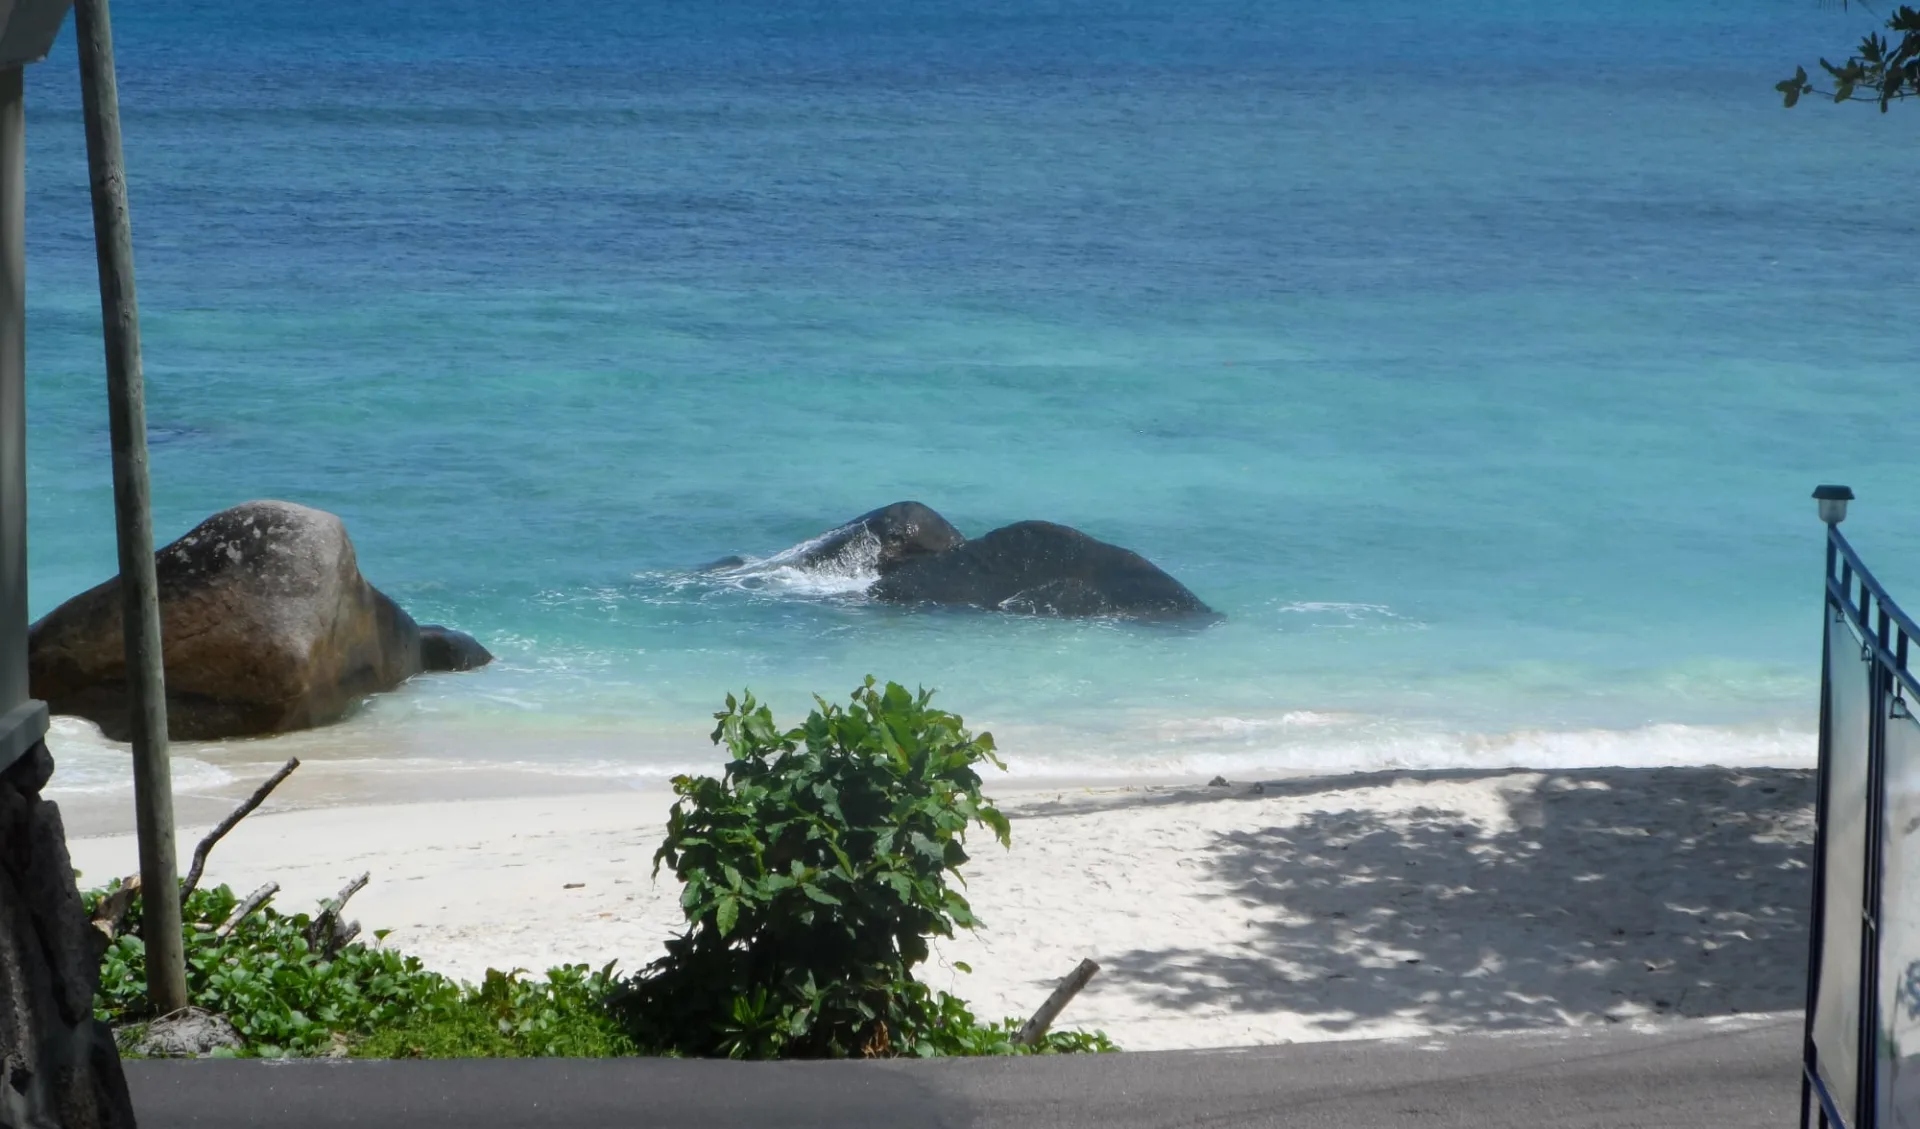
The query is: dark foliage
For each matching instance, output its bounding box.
[1780,4,1920,110]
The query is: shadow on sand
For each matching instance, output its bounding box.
[1079,767,1814,1035]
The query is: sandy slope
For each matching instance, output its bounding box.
[62,765,1813,1052]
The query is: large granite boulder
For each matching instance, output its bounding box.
[870,520,1214,620]
[0,742,138,1129]
[28,501,490,741]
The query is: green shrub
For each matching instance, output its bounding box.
[88,883,631,1059]
[93,882,460,1057]
[353,965,636,1059]
[612,677,1113,1058]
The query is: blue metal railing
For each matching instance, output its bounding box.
[1805,495,1918,1129]
[1827,527,1920,704]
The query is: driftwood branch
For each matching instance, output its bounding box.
[305,872,370,957]
[181,757,301,899]
[215,882,279,938]
[1012,958,1100,1047]
[89,874,142,942]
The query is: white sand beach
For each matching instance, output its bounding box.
[59,764,1813,1053]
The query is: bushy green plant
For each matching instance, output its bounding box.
[353,965,635,1059]
[613,677,1113,1058]
[93,882,459,1057]
[916,992,1120,1056]
[88,882,632,1059]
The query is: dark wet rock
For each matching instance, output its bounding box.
[870,521,1213,621]
[2,741,53,795]
[794,502,968,576]
[0,742,139,1127]
[29,501,486,741]
[419,625,493,673]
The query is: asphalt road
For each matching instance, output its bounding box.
[126,1014,1800,1129]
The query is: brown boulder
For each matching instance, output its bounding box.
[28,500,486,741]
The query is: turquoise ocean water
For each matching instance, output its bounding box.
[20,0,1920,795]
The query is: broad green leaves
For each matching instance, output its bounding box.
[86,882,633,1059]
[617,677,1031,1058]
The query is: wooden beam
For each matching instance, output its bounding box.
[73,0,186,1015]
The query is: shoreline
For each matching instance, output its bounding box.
[39,707,1819,840]
[61,762,1816,1053]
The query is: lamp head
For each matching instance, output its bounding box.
[1814,484,1855,526]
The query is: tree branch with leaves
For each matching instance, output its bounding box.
[1779,4,1920,110]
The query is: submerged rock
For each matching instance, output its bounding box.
[29,501,490,741]
[870,520,1214,621]
[420,625,493,672]
[716,503,1214,620]
[795,501,968,576]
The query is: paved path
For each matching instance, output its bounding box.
[126,1014,1799,1129]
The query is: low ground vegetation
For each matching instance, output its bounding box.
[86,679,1116,1059]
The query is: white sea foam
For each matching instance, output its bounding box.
[701,523,881,597]
[39,716,235,796]
[32,705,1811,810]
[1275,601,1401,619]
[1151,711,1359,737]
[983,717,1816,782]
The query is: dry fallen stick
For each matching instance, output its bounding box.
[89,874,142,941]
[1012,958,1101,1047]
[181,757,301,900]
[305,872,370,957]
[215,882,280,939]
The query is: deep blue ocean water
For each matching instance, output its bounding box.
[20,0,1920,792]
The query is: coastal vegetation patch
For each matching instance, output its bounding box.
[83,679,1115,1060]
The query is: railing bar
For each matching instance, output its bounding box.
[1829,593,1920,701]
[1833,527,1920,649]
[1805,1063,1850,1129]
[1831,575,1867,626]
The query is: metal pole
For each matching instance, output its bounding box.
[1803,526,1836,1129]
[73,0,185,1015]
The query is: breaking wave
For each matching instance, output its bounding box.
[699,523,882,598]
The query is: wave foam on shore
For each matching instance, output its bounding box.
[39,705,1815,809]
